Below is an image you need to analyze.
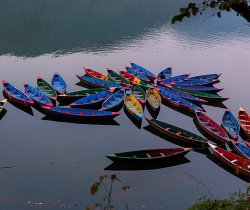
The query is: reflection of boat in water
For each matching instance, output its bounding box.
[123,106,142,129]
[0,108,7,120]
[146,102,160,119]
[104,157,190,171]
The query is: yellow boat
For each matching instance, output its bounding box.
[146,88,161,111]
[237,107,250,138]
[124,91,143,120]
[0,99,7,113]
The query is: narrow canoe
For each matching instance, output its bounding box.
[237,107,250,138]
[231,140,250,160]
[159,73,191,85]
[145,116,216,147]
[157,67,173,83]
[185,73,222,81]
[172,79,218,86]
[195,110,230,143]
[41,106,120,120]
[170,84,223,93]
[245,141,250,148]
[125,65,150,83]
[102,89,125,111]
[0,99,7,113]
[2,80,34,107]
[23,82,53,106]
[171,86,229,102]
[106,147,192,164]
[84,67,118,83]
[70,89,115,108]
[209,143,250,177]
[159,89,203,112]
[146,87,161,111]
[131,83,146,104]
[221,109,240,140]
[76,75,124,89]
[57,87,110,102]
[37,76,57,101]
[130,61,156,81]
[51,72,67,95]
[157,85,207,104]
[124,90,143,120]
[107,68,131,86]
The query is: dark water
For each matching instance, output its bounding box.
[1,1,250,209]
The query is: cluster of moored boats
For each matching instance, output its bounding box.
[1,61,250,177]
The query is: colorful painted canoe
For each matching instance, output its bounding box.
[238,107,250,138]
[209,143,250,177]
[2,80,34,107]
[245,141,250,148]
[0,99,7,113]
[231,140,250,160]
[51,72,67,95]
[185,73,222,81]
[131,83,146,104]
[37,76,57,101]
[124,90,143,120]
[160,73,190,85]
[172,79,218,86]
[157,85,207,104]
[42,106,120,120]
[221,109,240,140]
[125,65,150,83]
[159,89,203,112]
[145,116,216,147]
[195,110,230,143]
[102,89,125,111]
[171,86,229,102]
[84,67,118,83]
[76,75,124,89]
[170,84,223,93]
[146,87,161,111]
[70,89,115,108]
[107,68,131,86]
[157,67,172,83]
[130,61,156,81]
[23,82,53,106]
[106,147,192,164]
[57,88,110,102]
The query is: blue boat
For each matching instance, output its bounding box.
[42,106,120,120]
[23,82,53,106]
[221,109,240,140]
[231,140,250,160]
[125,66,150,83]
[159,73,191,85]
[157,85,207,104]
[51,72,67,94]
[129,61,156,81]
[172,79,218,86]
[70,89,115,108]
[102,89,125,111]
[76,75,124,89]
[157,67,172,83]
[170,84,224,93]
[185,73,222,81]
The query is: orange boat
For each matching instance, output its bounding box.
[238,107,250,138]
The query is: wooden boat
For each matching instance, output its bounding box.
[170,86,229,102]
[102,89,125,111]
[42,106,120,120]
[106,147,192,164]
[185,73,222,81]
[131,83,146,104]
[157,67,172,83]
[118,69,152,90]
[51,72,67,95]
[0,99,7,113]
[84,67,118,83]
[23,82,53,106]
[76,75,124,89]
[124,90,143,120]
[172,78,218,86]
[37,76,57,101]
[209,143,250,177]
[159,89,203,112]
[107,68,131,86]
[170,84,223,93]
[238,107,250,138]
[221,109,240,140]
[2,80,34,107]
[130,61,156,81]
[146,87,161,111]
[231,140,250,160]
[195,110,230,143]
[70,89,115,108]
[159,73,191,85]
[145,116,216,147]
[157,85,207,104]
[125,65,150,83]
[245,141,250,148]
[57,87,110,102]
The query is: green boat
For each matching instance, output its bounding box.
[131,83,146,104]
[172,87,229,102]
[37,76,57,100]
[107,68,131,87]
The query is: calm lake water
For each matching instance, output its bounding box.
[1,1,250,209]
